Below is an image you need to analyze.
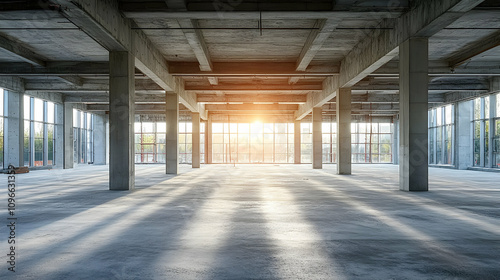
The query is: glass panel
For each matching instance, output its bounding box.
[474,98,481,120]
[24,96,31,120]
[322,123,330,133]
[436,107,442,126]
[47,102,55,123]
[485,96,490,119]
[213,123,223,133]
[380,123,391,133]
[142,122,154,133]
[445,105,453,125]
[0,89,3,116]
[497,93,500,117]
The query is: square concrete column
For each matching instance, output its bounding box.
[5,90,24,167]
[63,102,74,169]
[393,117,399,165]
[312,107,322,169]
[336,88,352,175]
[109,51,135,190]
[55,103,64,168]
[93,113,107,165]
[166,92,179,174]
[294,120,301,164]
[206,117,212,164]
[455,101,472,169]
[192,112,200,168]
[399,38,428,191]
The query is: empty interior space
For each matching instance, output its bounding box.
[1,0,500,279]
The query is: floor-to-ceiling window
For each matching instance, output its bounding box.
[301,123,312,163]
[429,104,454,165]
[322,122,337,163]
[23,95,57,167]
[494,93,500,168]
[0,89,4,169]
[135,119,205,164]
[472,94,498,168]
[320,121,393,163]
[73,109,94,164]
[213,122,294,164]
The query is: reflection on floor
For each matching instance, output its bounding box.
[1,164,499,279]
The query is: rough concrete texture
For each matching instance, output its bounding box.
[1,164,499,279]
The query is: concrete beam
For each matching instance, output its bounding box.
[295,76,339,120]
[178,19,213,71]
[186,83,322,92]
[296,0,484,120]
[25,80,163,92]
[0,62,110,76]
[205,104,298,111]
[122,11,404,20]
[58,76,84,86]
[53,0,204,116]
[170,62,338,76]
[0,33,46,66]
[197,94,307,104]
[447,30,500,68]
[0,76,24,93]
[289,19,338,84]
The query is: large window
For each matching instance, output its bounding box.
[320,122,392,163]
[472,95,498,168]
[24,95,57,167]
[429,105,454,165]
[135,120,205,164]
[0,89,4,169]
[494,93,500,168]
[213,122,294,164]
[73,109,93,164]
[322,122,337,163]
[301,123,312,163]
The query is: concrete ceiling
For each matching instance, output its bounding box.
[0,0,499,119]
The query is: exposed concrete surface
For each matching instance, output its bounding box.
[0,164,499,279]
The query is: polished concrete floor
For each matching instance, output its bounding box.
[1,164,499,279]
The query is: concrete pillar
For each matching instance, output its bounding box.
[109,51,135,190]
[399,38,428,191]
[55,103,64,168]
[206,116,212,164]
[5,90,24,167]
[63,103,74,169]
[393,117,399,165]
[294,120,301,164]
[312,107,322,169]
[192,112,200,168]
[336,88,352,175]
[456,101,472,169]
[93,113,107,165]
[166,92,179,174]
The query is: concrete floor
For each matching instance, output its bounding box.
[1,164,499,279]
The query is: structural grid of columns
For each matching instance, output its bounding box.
[192,112,200,168]
[166,92,179,174]
[109,51,135,190]
[399,38,429,191]
[336,88,352,175]
[312,107,322,169]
